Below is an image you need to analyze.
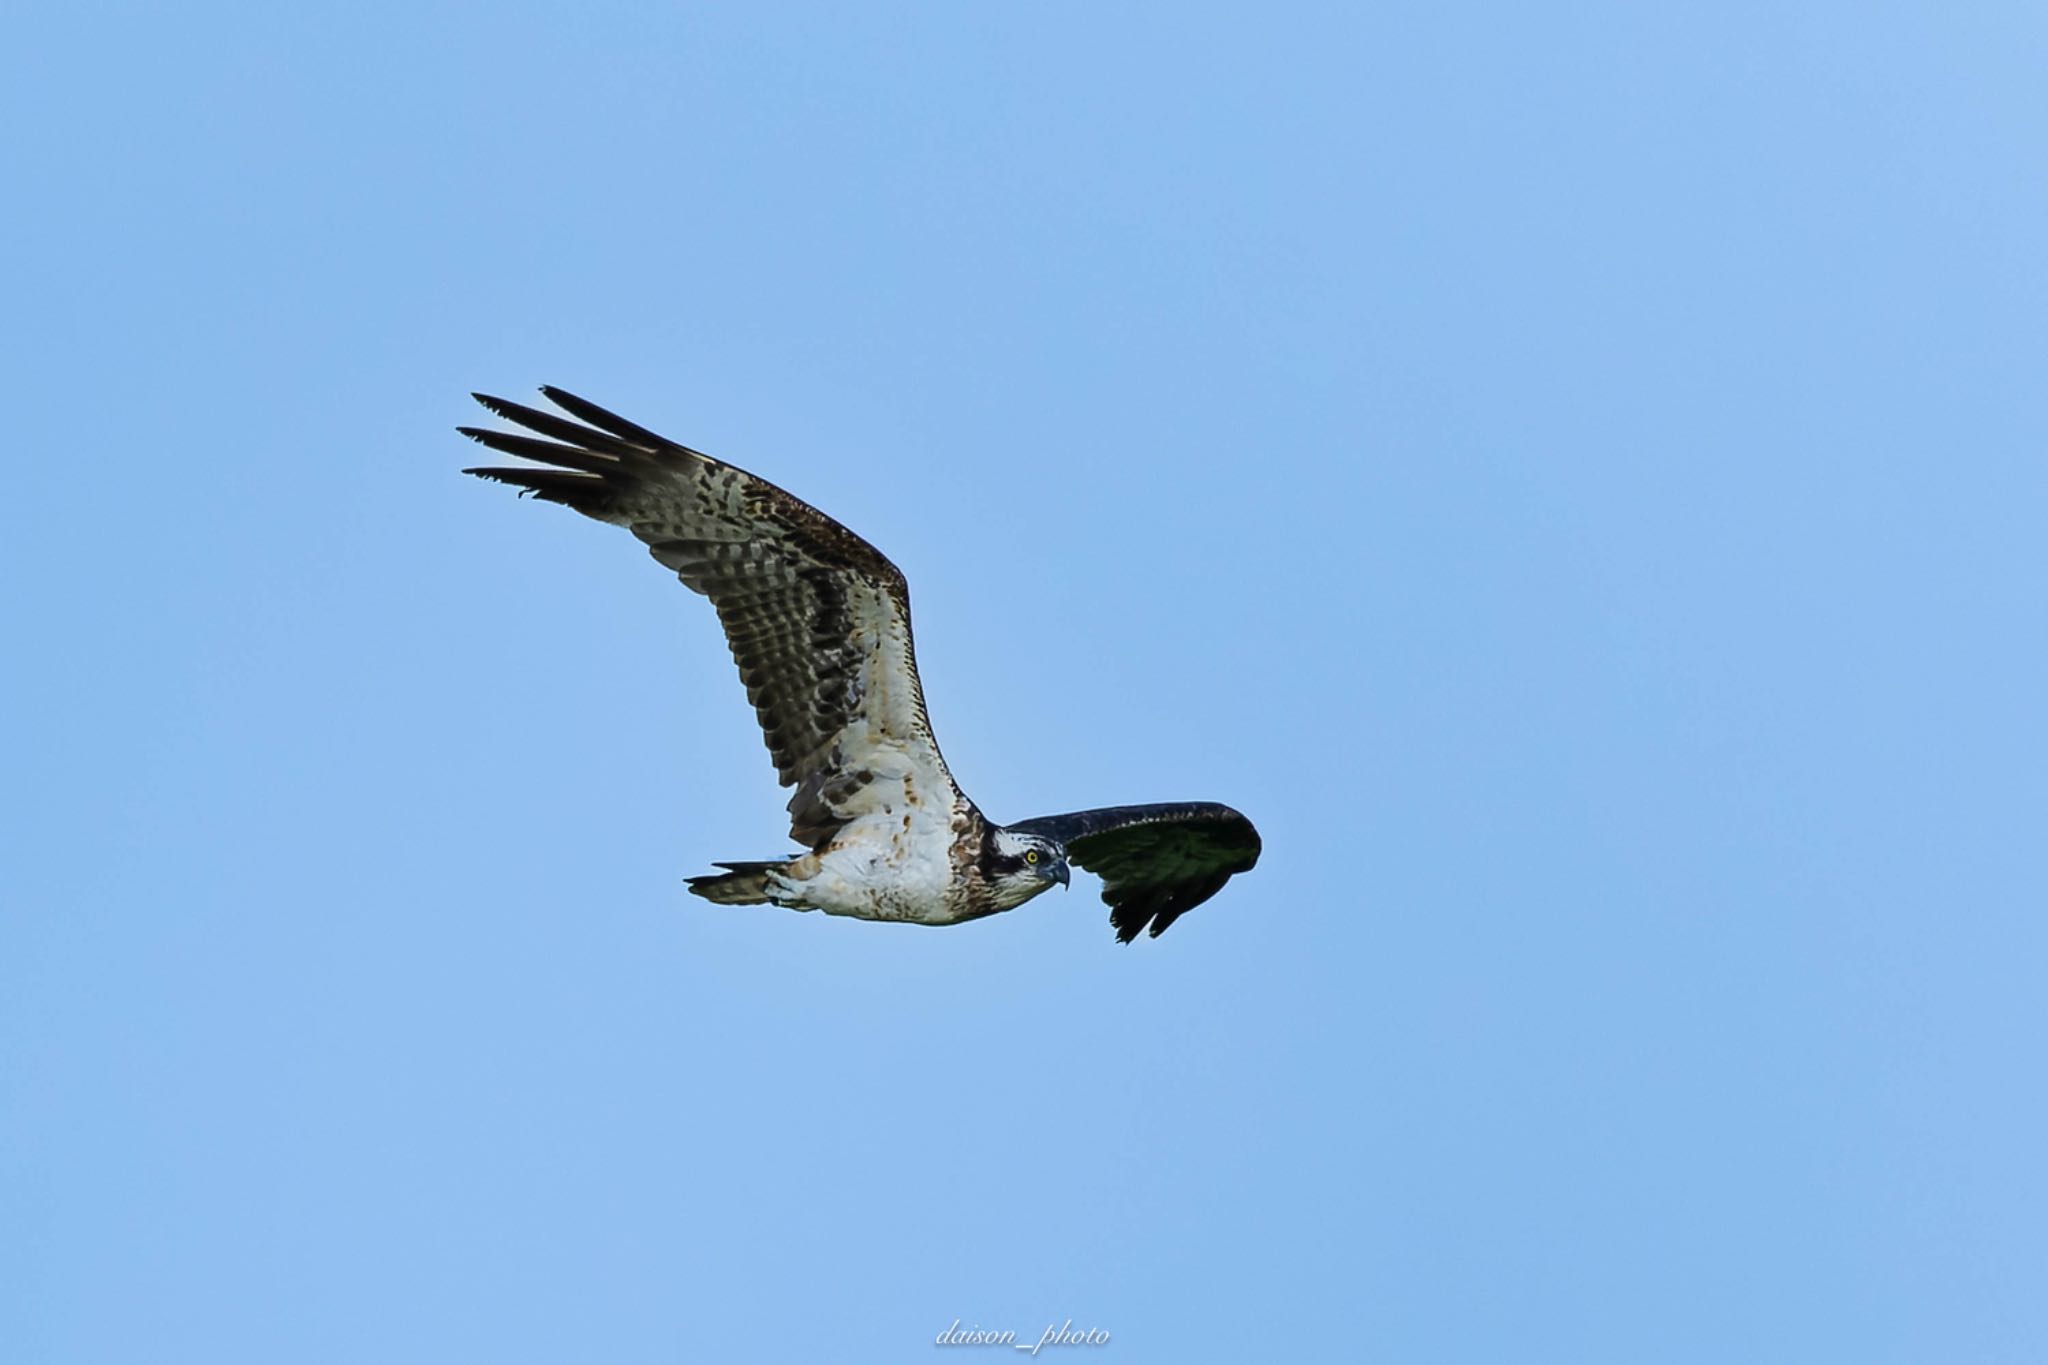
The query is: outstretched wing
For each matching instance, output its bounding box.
[1010,803,1261,942]
[461,387,960,847]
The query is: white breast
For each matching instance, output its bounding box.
[782,786,963,923]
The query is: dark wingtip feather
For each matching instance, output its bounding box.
[470,392,538,430]
[464,465,611,510]
[467,392,646,459]
[456,425,621,473]
[539,386,674,448]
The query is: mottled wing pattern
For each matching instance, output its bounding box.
[1011,803,1261,942]
[461,387,958,846]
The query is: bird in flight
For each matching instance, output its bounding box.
[461,388,1260,941]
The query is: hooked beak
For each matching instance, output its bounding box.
[1054,861,1070,889]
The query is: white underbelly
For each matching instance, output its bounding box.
[774,811,964,924]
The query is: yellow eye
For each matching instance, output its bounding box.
[1025,849,1039,865]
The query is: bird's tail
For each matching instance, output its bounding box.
[686,860,785,905]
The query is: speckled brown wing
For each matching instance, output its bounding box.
[1010,803,1261,942]
[460,387,960,846]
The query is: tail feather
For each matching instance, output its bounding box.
[687,860,785,905]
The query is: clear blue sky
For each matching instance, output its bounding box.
[4,3,2043,1361]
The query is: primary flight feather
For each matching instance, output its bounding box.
[461,387,1260,941]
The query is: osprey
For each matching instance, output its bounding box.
[461,388,1261,942]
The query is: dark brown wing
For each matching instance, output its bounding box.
[461,387,961,846]
[1010,803,1261,942]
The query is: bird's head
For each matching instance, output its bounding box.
[987,827,1071,908]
